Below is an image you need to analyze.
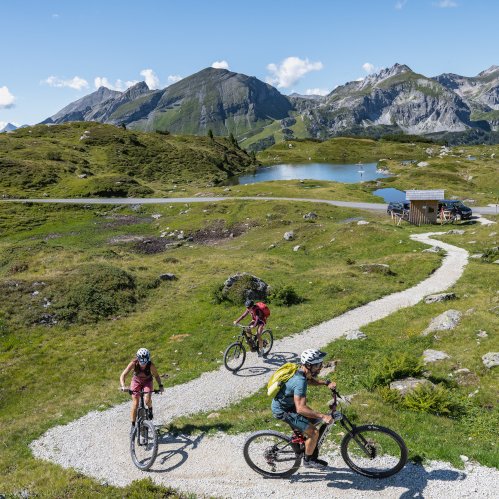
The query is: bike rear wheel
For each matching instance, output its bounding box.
[243,430,301,478]
[261,330,273,356]
[223,342,246,372]
[130,419,158,471]
[341,424,407,478]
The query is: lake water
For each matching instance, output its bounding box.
[237,162,391,184]
[373,187,406,202]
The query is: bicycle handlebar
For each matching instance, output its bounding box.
[122,388,162,395]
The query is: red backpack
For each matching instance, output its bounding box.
[255,302,271,318]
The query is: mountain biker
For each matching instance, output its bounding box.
[120,348,164,432]
[234,299,269,357]
[271,349,336,469]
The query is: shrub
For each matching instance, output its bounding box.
[481,247,498,263]
[46,151,62,161]
[363,353,424,391]
[403,383,464,417]
[53,264,137,323]
[377,385,403,405]
[269,285,304,307]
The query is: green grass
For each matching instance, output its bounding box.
[0,199,448,496]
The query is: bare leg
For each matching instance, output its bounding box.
[130,397,139,423]
[304,425,319,456]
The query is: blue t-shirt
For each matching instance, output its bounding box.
[271,369,308,416]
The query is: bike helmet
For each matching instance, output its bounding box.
[136,347,150,364]
[300,349,327,366]
[244,299,255,308]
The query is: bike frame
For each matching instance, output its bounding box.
[128,389,160,445]
[233,324,258,350]
[293,389,375,459]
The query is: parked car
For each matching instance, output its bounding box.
[387,201,410,216]
[438,200,473,220]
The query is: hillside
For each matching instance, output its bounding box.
[0,122,257,197]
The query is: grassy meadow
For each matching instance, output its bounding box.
[0,197,456,497]
[0,126,498,496]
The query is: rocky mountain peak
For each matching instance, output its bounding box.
[477,65,499,77]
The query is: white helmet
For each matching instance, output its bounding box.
[300,349,326,366]
[136,348,150,363]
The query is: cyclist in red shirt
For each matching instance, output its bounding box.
[234,299,269,357]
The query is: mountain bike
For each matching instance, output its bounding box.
[126,389,161,470]
[243,388,407,479]
[223,324,273,372]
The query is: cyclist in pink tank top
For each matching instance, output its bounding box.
[120,348,164,432]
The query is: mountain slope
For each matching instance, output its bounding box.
[305,64,481,137]
[42,64,499,144]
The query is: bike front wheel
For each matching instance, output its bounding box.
[341,424,407,478]
[130,419,158,471]
[261,329,273,356]
[243,430,301,478]
[223,342,246,372]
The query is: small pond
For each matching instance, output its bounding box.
[237,162,391,184]
[372,188,406,202]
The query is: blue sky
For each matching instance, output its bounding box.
[1,0,498,127]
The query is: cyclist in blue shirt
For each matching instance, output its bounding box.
[272,349,336,469]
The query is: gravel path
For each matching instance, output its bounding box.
[30,232,498,498]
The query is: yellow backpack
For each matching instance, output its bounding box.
[267,363,299,398]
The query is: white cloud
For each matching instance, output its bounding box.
[395,0,407,9]
[362,62,375,74]
[305,88,330,96]
[140,69,160,90]
[43,76,89,90]
[0,86,16,108]
[52,13,60,19]
[167,75,183,85]
[212,60,229,70]
[94,77,138,91]
[433,0,457,7]
[266,56,324,88]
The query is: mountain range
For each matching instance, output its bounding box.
[42,64,499,149]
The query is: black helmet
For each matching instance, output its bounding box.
[244,299,254,308]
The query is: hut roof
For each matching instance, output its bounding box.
[406,189,444,201]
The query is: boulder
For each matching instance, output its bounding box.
[424,293,456,304]
[422,246,442,253]
[476,330,488,338]
[345,330,367,340]
[359,263,395,276]
[159,273,177,281]
[293,245,302,252]
[389,378,435,396]
[303,212,318,220]
[417,161,429,167]
[482,352,499,369]
[222,273,269,303]
[357,220,369,225]
[423,309,462,335]
[423,349,450,363]
[447,229,465,235]
[283,231,295,241]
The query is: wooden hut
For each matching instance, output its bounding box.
[406,189,444,225]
